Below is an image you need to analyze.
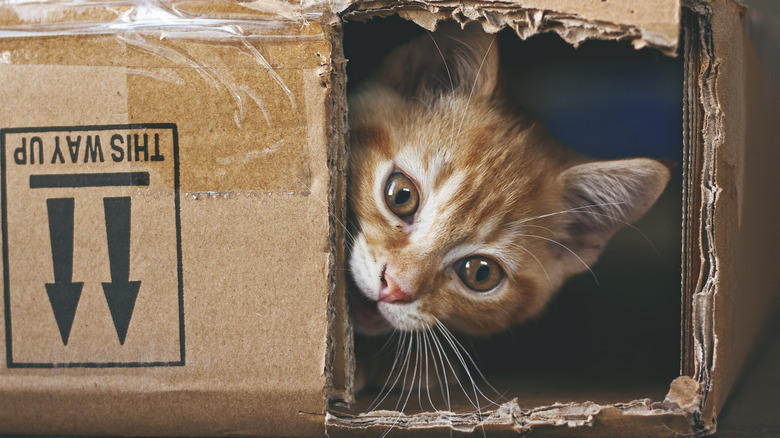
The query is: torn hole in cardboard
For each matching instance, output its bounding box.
[342,0,680,56]
[332,5,687,434]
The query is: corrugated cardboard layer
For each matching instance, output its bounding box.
[323,22,353,406]
[0,2,338,435]
[328,377,701,437]
[685,0,780,431]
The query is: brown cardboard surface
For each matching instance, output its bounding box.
[715,314,780,436]
[692,0,744,428]
[0,2,340,436]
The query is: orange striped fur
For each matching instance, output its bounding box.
[347,23,670,338]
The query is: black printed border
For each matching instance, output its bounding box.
[1,123,184,368]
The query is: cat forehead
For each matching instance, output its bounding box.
[375,153,519,246]
[393,146,450,181]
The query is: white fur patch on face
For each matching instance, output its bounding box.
[349,234,384,302]
[378,300,435,332]
[373,148,465,238]
[409,169,466,245]
[350,232,437,332]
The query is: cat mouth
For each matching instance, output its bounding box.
[351,294,392,335]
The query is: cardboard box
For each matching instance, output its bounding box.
[0,1,346,436]
[0,0,778,436]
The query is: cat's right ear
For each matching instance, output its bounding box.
[370,21,500,101]
[554,158,671,276]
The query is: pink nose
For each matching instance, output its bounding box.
[378,270,413,303]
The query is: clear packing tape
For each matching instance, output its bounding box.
[0,1,340,129]
[0,0,342,198]
[0,0,331,37]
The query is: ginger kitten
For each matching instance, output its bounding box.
[347,22,670,381]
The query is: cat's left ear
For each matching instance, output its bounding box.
[555,158,671,275]
[371,21,500,100]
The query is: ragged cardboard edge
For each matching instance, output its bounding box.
[322,20,354,407]
[680,0,704,387]
[326,377,702,434]
[342,0,679,56]
[680,0,745,434]
[683,0,718,431]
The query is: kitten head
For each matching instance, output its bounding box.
[347,22,670,337]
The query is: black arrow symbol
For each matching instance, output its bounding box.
[101,197,141,345]
[44,198,84,346]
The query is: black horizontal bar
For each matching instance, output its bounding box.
[29,172,150,188]
[1,123,176,135]
[7,360,184,368]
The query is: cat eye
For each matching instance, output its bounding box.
[456,256,504,292]
[384,171,419,220]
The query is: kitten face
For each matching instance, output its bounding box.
[347,23,670,337]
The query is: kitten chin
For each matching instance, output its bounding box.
[346,22,671,339]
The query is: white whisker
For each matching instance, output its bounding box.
[435,320,503,406]
[377,329,399,355]
[455,35,496,144]
[435,322,497,410]
[422,329,437,411]
[416,331,424,411]
[516,223,558,239]
[514,202,628,226]
[561,209,668,265]
[429,328,451,412]
[428,324,479,410]
[382,332,421,438]
[434,323,486,437]
[506,241,553,289]
[391,333,414,412]
[369,331,408,411]
[425,32,457,151]
[519,233,598,284]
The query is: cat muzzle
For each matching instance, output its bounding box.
[378,271,414,303]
